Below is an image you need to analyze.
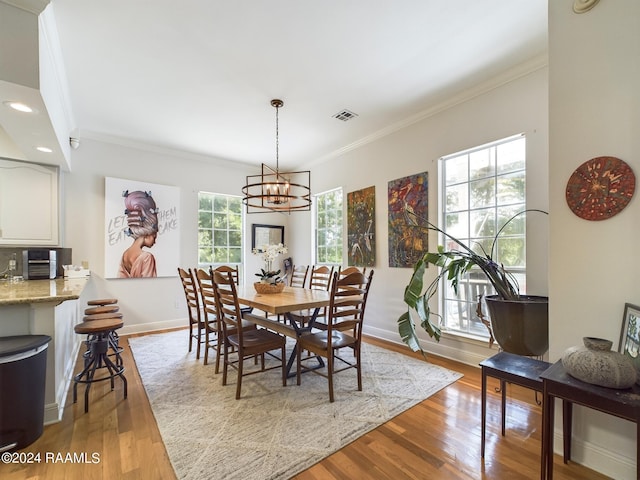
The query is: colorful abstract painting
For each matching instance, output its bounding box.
[347,186,375,267]
[388,172,428,268]
[104,177,180,279]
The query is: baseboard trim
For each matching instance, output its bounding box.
[120,319,186,336]
[553,429,635,480]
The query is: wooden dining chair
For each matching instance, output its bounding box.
[337,265,366,278]
[296,269,374,402]
[197,267,258,373]
[177,267,205,359]
[288,265,309,288]
[309,265,334,291]
[195,268,222,371]
[287,265,334,327]
[212,264,240,284]
[212,270,287,399]
[213,265,253,314]
[336,266,367,294]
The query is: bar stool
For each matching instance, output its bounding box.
[83,300,122,357]
[87,298,118,306]
[73,317,127,413]
[82,312,124,362]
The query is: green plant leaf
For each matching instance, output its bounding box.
[404,259,426,308]
[397,311,425,356]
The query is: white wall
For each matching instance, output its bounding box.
[548,1,640,478]
[63,137,289,333]
[290,66,549,366]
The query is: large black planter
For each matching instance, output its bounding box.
[485,295,549,356]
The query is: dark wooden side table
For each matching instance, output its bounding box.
[480,351,551,458]
[540,360,640,480]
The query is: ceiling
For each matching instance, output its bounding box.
[2,0,547,170]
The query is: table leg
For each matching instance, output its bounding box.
[481,367,487,458]
[501,379,507,436]
[541,383,549,480]
[562,400,572,463]
[636,415,640,480]
[285,308,325,378]
[543,389,555,480]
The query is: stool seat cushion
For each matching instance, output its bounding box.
[85,305,120,315]
[75,318,124,334]
[87,298,118,306]
[83,312,124,321]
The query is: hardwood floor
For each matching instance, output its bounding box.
[1,330,610,480]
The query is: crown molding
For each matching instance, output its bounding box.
[305,53,548,169]
[78,129,253,171]
[0,0,49,15]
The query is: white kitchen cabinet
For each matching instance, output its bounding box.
[0,159,59,245]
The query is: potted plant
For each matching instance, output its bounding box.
[252,243,287,293]
[398,208,548,356]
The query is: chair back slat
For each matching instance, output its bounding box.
[195,268,217,323]
[326,270,374,339]
[178,268,201,323]
[309,265,334,291]
[213,265,241,285]
[289,265,309,288]
[212,271,243,336]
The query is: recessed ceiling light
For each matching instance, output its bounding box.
[36,146,53,153]
[4,101,34,113]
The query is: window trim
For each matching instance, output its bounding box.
[438,134,526,338]
[313,187,344,266]
[197,191,245,277]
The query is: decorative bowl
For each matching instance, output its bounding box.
[253,282,285,294]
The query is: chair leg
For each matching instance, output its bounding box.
[296,344,302,386]
[188,324,193,353]
[204,329,210,365]
[222,343,229,386]
[215,339,222,374]
[195,325,202,359]
[236,354,243,400]
[281,345,287,387]
[328,351,334,403]
[356,348,362,391]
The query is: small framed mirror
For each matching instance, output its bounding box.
[251,224,285,250]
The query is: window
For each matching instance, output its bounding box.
[440,134,526,337]
[315,188,343,264]
[198,192,243,271]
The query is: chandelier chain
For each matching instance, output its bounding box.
[275,103,279,172]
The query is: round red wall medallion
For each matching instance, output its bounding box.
[565,156,635,221]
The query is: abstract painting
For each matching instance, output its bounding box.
[104,177,180,278]
[388,172,428,268]
[347,186,375,267]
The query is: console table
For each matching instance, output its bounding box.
[480,351,551,458]
[540,360,640,480]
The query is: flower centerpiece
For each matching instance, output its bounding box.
[252,243,287,293]
[398,208,548,356]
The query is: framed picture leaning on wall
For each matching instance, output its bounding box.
[619,303,640,358]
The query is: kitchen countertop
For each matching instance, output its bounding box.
[0,277,88,305]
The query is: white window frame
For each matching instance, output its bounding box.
[313,187,343,266]
[439,134,527,338]
[197,191,244,279]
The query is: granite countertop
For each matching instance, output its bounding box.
[0,278,88,305]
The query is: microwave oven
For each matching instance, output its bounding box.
[22,249,57,280]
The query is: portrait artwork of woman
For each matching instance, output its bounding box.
[118,190,159,278]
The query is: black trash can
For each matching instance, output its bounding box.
[0,335,51,452]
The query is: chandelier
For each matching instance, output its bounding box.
[242,99,311,213]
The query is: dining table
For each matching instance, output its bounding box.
[235,285,331,377]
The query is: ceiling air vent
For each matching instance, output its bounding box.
[332,109,358,122]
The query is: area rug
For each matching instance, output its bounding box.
[128,329,463,480]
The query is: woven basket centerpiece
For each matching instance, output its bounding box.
[253,282,285,294]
